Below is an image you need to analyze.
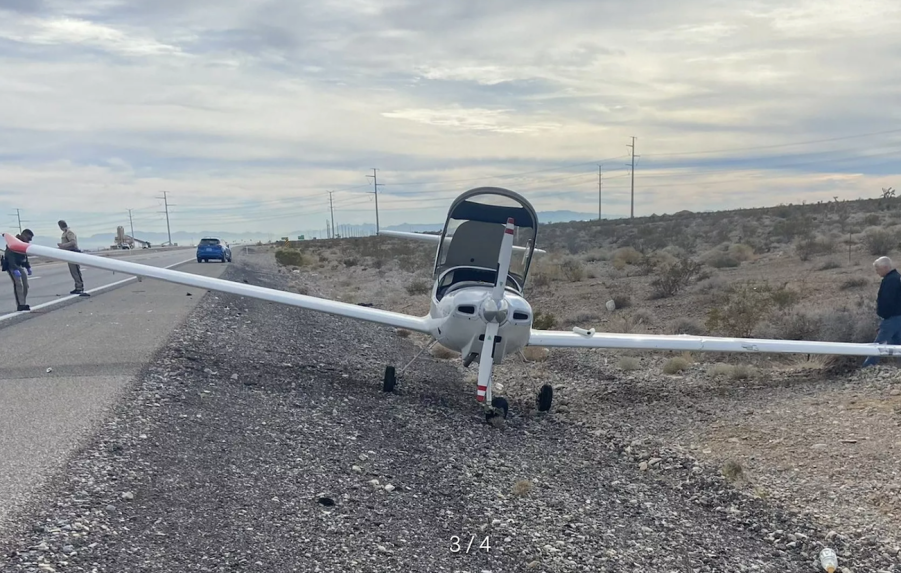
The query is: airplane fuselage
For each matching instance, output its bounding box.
[427,286,533,363]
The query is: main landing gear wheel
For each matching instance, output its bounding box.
[486,397,509,427]
[537,384,553,412]
[383,366,397,393]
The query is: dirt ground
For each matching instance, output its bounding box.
[265,223,901,567]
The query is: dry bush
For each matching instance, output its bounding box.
[795,236,835,261]
[561,257,585,282]
[532,311,557,330]
[706,281,779,337]
[612,293,632,309]
[663,356,690,374]
[522,346,550,362]
[618,356,641,371]
[672,318,705,335]
[512,480,534,496]
[728,243,755,262]
[430,344,458,359]
[275,249,310,267]
[722,460,746,484]
[705,252,741,269]
[582,249,609,262]
[613,247,643,269]
[695,276,727,294]
[406,279,431,296]
[863,227,895,255]
[649,257,704,299]
[840,277,868,290]
[708,363,734,378]
[730,364,758,380]
[818,259,842,270]
[395,328,412,338]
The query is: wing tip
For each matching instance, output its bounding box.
[3,232,29,253]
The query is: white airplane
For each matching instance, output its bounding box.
[4,186,900,426]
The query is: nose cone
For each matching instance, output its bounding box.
[481,297,509,323]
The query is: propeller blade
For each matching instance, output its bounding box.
[476,322,500,403]
[492,217,516,301]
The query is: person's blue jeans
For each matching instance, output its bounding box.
[863,315,901,367]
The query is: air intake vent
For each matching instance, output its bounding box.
[513,311,529,321]
[457,305,476,315]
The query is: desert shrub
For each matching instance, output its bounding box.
[649,257,704,298]
[706,281,778,337]
[730,364,757,380]
[532,311,557,330]
[672,318,705,335]
[618,357,641,371]
[863,228,894,255]
[815,306,877,343]
[708,363,734,378]
[795,237,835,261]
[706,253,741,269]
[728,243,755,262]
[406,279,430,295]
[695,276,727,294]
[771,311,823,341]
[275,249,308,267]
[343,258,359,267]
[663,356,690,374]
[817,259,841,270]
[612,294,632,309]
[840,277,868,290]
[864,214,881,226]
[633,308,654,325]
[613,247,643,268]
[561,257,585,282]
[770,285,802,309]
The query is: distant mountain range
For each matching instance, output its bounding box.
[30,210,600,250]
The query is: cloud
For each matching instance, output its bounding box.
[0,0,899,238]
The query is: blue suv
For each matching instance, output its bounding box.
[196,238,232,263]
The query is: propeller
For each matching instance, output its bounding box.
[476,218,516,405]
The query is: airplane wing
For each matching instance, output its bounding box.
[2,233,432,334]
[378,230,547,255]
[527,329,901,358]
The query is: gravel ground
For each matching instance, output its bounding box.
[1,251,898,572]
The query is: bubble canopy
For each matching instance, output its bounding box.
[433,187,538,299]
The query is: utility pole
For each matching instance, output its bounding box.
[366,168,383,234]
[158,191,173,245]
[12,209,25,233]
[127,209,135,238]
[328,191,336,238]
[598,165,602,220]
[627,137,639,219]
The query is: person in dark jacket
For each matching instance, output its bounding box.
[3,229,34,312]
[863,256,901,367]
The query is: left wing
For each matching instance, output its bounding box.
[2,233,432,334]
[528,328,901,357]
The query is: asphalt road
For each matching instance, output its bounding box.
[0,260,228,534]
[0,249,200,314]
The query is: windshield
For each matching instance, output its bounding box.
[433,189,537,288]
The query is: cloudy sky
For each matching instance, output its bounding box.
[0,0,899,240]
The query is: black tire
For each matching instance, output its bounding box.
[537,384,553,412]
[383,366,396,392]
[490,396,509,419]
[196,258,201,263]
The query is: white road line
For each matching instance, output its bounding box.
[0,257,196,323]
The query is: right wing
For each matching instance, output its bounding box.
[527,328,901,357]
[3,233,433,334]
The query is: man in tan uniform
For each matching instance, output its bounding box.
[58,220,87,296]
